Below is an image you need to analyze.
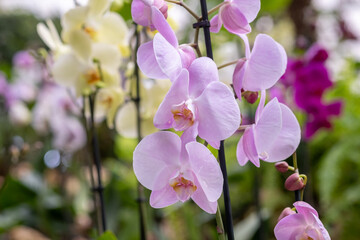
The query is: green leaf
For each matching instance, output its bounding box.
[97,231,118,240]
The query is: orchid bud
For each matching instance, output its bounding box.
[242,90,259,104]
[285,173,305,191]
[275,161,289,173]
[277,207,295,222]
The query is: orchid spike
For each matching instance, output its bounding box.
[153,59,240,149]
[233,34,287,98]
[133,131,223,214]
[237,90,300,167]
[274,201,331,240]
[137,7,196,81]
[210,0,260,35]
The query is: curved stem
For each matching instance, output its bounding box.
[165,0,200,20]
[216,205,226,240]
[292,152,301,202]
[208,1,227,15]
[218,60,240,70]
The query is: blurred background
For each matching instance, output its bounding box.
[0,0,360,239]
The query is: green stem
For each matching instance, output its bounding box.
[216,205,226,240]
[165,0,200,20]
[208,2,227,15]
[217,60,240,70]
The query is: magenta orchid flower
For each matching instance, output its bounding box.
[153,59,240,149]
[237,91,300,167]
[131,0,168,29]
[137,7,196,80]
[210,0,260,35]
[233,34,287,99]
[133,131,223,214]
[274,201,331,240]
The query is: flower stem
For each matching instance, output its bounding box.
[165,0,200,20]
[292,152,301,202]
[88,93,107,233]
[208,2,226,15]
[216,205,226,240]
[133,23,147,240]
[217,60,240,70]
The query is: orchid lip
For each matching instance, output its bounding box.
[169,173,197,202]
[171,99,196,131]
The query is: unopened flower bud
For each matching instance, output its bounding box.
[242,91,258,104]
[277,207,295,222]
[285,173,305,191]
[275,161,289,173]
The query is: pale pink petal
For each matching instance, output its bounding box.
[241,126,260,167]
[231,0,260,23]
[188,57,219,98]
[243,34,287,91]
[294,201,319,219]
[239,34,251,58]
[220,4,251,35]
[191,177,218,214]
[133,131,181,190]
[137,41,168,79]
[265,103,300,162]
[274,214,307,239]
[181,122,198,146]
[153,33,182,80]
[312,213,331,240]
[150,184,178,208]
[195,82,240,148]
[178,45,196,69]
[131,0,151,26]
[153,69,189,129]
[186,142,223,202]
[253,98,282,156]
[236,135,249,166]
[255,90,266,123]
[209,14,222,33]
[232,59,247,99]
[151,6,178,47]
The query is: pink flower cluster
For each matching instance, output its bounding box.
[131,0,301,213]
[275,44,343,139]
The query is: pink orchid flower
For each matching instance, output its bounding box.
[210,0,260,35]
[153,59,240,149]
[237,91,300,167]
[233,34,287,99]
[274,201,331,240]
[137,7,196,80]
[131,0,168,29]
[133,131,223,214]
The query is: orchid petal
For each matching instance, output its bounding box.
[178,45,196,69]
[153,33,182,80]
[68,30,92,61]
[244,34,287,91]
[236,133,249,166]
[154,69,189,129]
[255,90,266,123]
[294,201,319,219]
[274,214,307,239]
[254,98,282,156]
[195,82,240,148]
[220,4,251,35]
[131,0,151,26]
[92,43,121,73]
[209,14,222,33]
[231,0,261,23]
[232,59,247,99]
[265,103,300,162]
[133,131,181,190]
[151,6,178,47]
[241,126,260,167]
[88,0,112,17]
[188,57,219,98]
[150,184,178,208]
[137,41,168,79]
[191,177,218,214]
[51,53,84,88]
[98,12,129,45]
[186,142,223,202]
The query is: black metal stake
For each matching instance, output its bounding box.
[133,23,147,240]
[88,94,107,233]
[194,1,235,239]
